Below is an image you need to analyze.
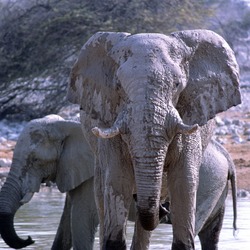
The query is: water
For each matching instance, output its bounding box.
[0,188,249,250]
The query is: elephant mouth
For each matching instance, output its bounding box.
[20,192,34,205]
[159,201,172,224]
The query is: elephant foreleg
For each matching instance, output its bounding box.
[51,193,72,250]
[167,133,202,250]
[95,157,105,249]
[69,177,99,250]
[97,139,134,250]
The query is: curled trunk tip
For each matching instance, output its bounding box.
[0,213,34,249]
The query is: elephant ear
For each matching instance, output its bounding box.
[67,32,130,124]
[55,121,94,193]
[172,29,241,126]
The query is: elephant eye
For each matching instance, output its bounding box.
[32,157,40,163]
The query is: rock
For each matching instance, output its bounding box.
[224,118,232,125]
[0,137,7,143]
[215,116,225,126]
[237,189,250,198]
[0,158,12,168]
[215,127,229,135]
[244,128,250,136]
[231,135,244,144]
[232,119,244,126]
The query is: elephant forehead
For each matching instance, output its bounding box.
[127,33,172,46]
[126,33,181,58]
[111,33,178,63]
[14,125,44,153]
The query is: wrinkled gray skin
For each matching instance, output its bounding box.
[161,139,237,250]
[0,115,97,250]
[194,140,237,249]
[53,138,237,250]
[67,30,241,249]
[0,115,237,250]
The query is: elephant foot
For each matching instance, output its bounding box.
[172,240,195,250]
[103,239,126,250]
[103,230,126,250]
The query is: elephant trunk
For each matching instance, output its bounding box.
[0,166,34,248]
[133,149,165,231]
[130,104,197,231]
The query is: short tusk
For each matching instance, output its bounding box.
[177,123,199,135]
[92,126,120,139]
[20,192,34,205]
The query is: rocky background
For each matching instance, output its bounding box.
[0,0,250,197]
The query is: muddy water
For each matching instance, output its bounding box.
[0,188,249,249]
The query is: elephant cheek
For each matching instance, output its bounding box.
[23,174,42,194]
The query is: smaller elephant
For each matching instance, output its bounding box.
[0,115,98,250]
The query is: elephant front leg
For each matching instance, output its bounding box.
[102,186,129,249]
[167,134,202,250]
[97,139,134,250]
[69,177,99,250]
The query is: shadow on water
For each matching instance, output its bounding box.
[0,187,249,249]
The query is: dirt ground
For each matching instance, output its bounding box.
[0,111,250,191]
[217,111,250,191]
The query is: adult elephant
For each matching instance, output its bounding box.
[67,30,241,249]
[0,115,97,250]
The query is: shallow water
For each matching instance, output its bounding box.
[0,187,249,249]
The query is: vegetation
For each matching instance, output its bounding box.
[0,0,249,120]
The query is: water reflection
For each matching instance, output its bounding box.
[0,187,249,249]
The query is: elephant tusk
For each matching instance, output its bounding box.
[20,192,34,205]
[92,126,120,139]
[177,123,199,135]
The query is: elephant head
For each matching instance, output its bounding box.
[0,115,94,249]
[67,30,240,233]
